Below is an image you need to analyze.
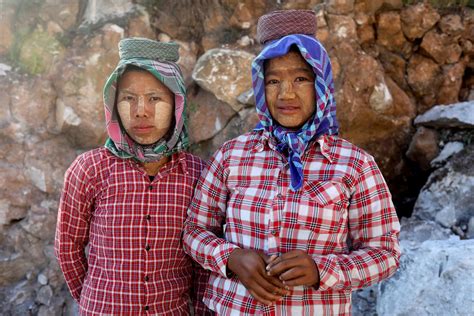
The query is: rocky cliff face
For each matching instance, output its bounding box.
[0,0,472,315]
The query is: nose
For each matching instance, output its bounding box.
[278,81,296,100]
[135,96,148,118]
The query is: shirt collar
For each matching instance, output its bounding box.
[252,130,334,163]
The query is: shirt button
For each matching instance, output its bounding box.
[144,275,149,281]
[145,214,151,220]
[145,245,150,251]
[271,229,278,236]
[148,185,153,190]
[144,305,149,311]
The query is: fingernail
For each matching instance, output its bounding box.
[266,265,270,270]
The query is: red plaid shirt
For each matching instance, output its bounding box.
[55,148,213,315]
[183,131,400,315]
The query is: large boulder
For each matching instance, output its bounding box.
[400,2,440,41]
[336,52,416,183]
[377,239,474,316]
[412,144,474,235]
[192,48,255,112]
[414,100,474,128]
[53,24,123,148]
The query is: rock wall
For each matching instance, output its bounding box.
[0,0,472,314]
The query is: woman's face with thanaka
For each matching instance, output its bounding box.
[264,50,316,130]
[117,70,174,145]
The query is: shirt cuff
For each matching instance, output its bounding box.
[213,243,240,278]
[312,255,341,291]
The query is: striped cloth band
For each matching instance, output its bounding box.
[119,37,179,62]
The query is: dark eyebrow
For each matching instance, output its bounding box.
[265,67,314,77]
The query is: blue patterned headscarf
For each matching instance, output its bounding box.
[252,34,339,191]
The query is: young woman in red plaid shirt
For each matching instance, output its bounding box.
[55,38,213,315]
[183,10,400,315]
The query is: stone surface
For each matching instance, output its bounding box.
[430,141,464,167]
[187,88,236,143]
[0,4,15,55]
[400,2,440,40]
[420,29,463,64]
[36,285,53,306]
[399,217,453,244]
[126,7,155,39]
[439,14,465,37]
[192,48,255,112]
[9,78,57,140]
[18,30,66,75]
[326,0,354,15]
[53,23,123,148]
[376,11,411,56]
[337,53,416,184]
[327,14,358,43]
[413,144,474,230]
[406,126,439,171]
[437,61,466,105]
[407,54,442,111]
[377,239,474,316]
[82,0,135,25]
[414,101,474,128]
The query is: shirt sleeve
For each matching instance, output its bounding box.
[191,260,215,315]
[313,155,401,291]
[183,148,240,278]
[54,155,95,302]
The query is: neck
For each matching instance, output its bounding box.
[142,155,171,176]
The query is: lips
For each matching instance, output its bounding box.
[276,103,300,113]
[132,125,155,134]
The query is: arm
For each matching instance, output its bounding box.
[182,148,239,278]
[54,155,95,301]
[183,147,288,305]
[313,155,401,291]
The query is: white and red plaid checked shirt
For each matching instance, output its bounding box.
[183,131,400,315]
[55,148,213,315]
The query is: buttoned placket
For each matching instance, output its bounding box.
[267,156,289,258]
[143,173,152,313]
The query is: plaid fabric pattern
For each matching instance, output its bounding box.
[256,10,316,44]
[183,131,400,315]
[103,57,189,163]
[55,148,213,315]
[252,34,339,191]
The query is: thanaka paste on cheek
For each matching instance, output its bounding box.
[117,100,131,126]
[153,101,173,134]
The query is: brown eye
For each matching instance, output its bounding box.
[295,77,309,82]
[266,79,279,85]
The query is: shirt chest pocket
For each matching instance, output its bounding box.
[295,181,349,234]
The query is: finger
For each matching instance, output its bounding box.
[254,269,291,296]
[264,274,290,293]
[248,288,274,306]
[279,267,305,282]
[265,255,282,270]
[281,275,312,287]
[249,278,283,303]
[267,257,300,276]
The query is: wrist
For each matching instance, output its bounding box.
[226,248,242,277]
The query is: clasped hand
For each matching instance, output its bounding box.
[227,249,320,306]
